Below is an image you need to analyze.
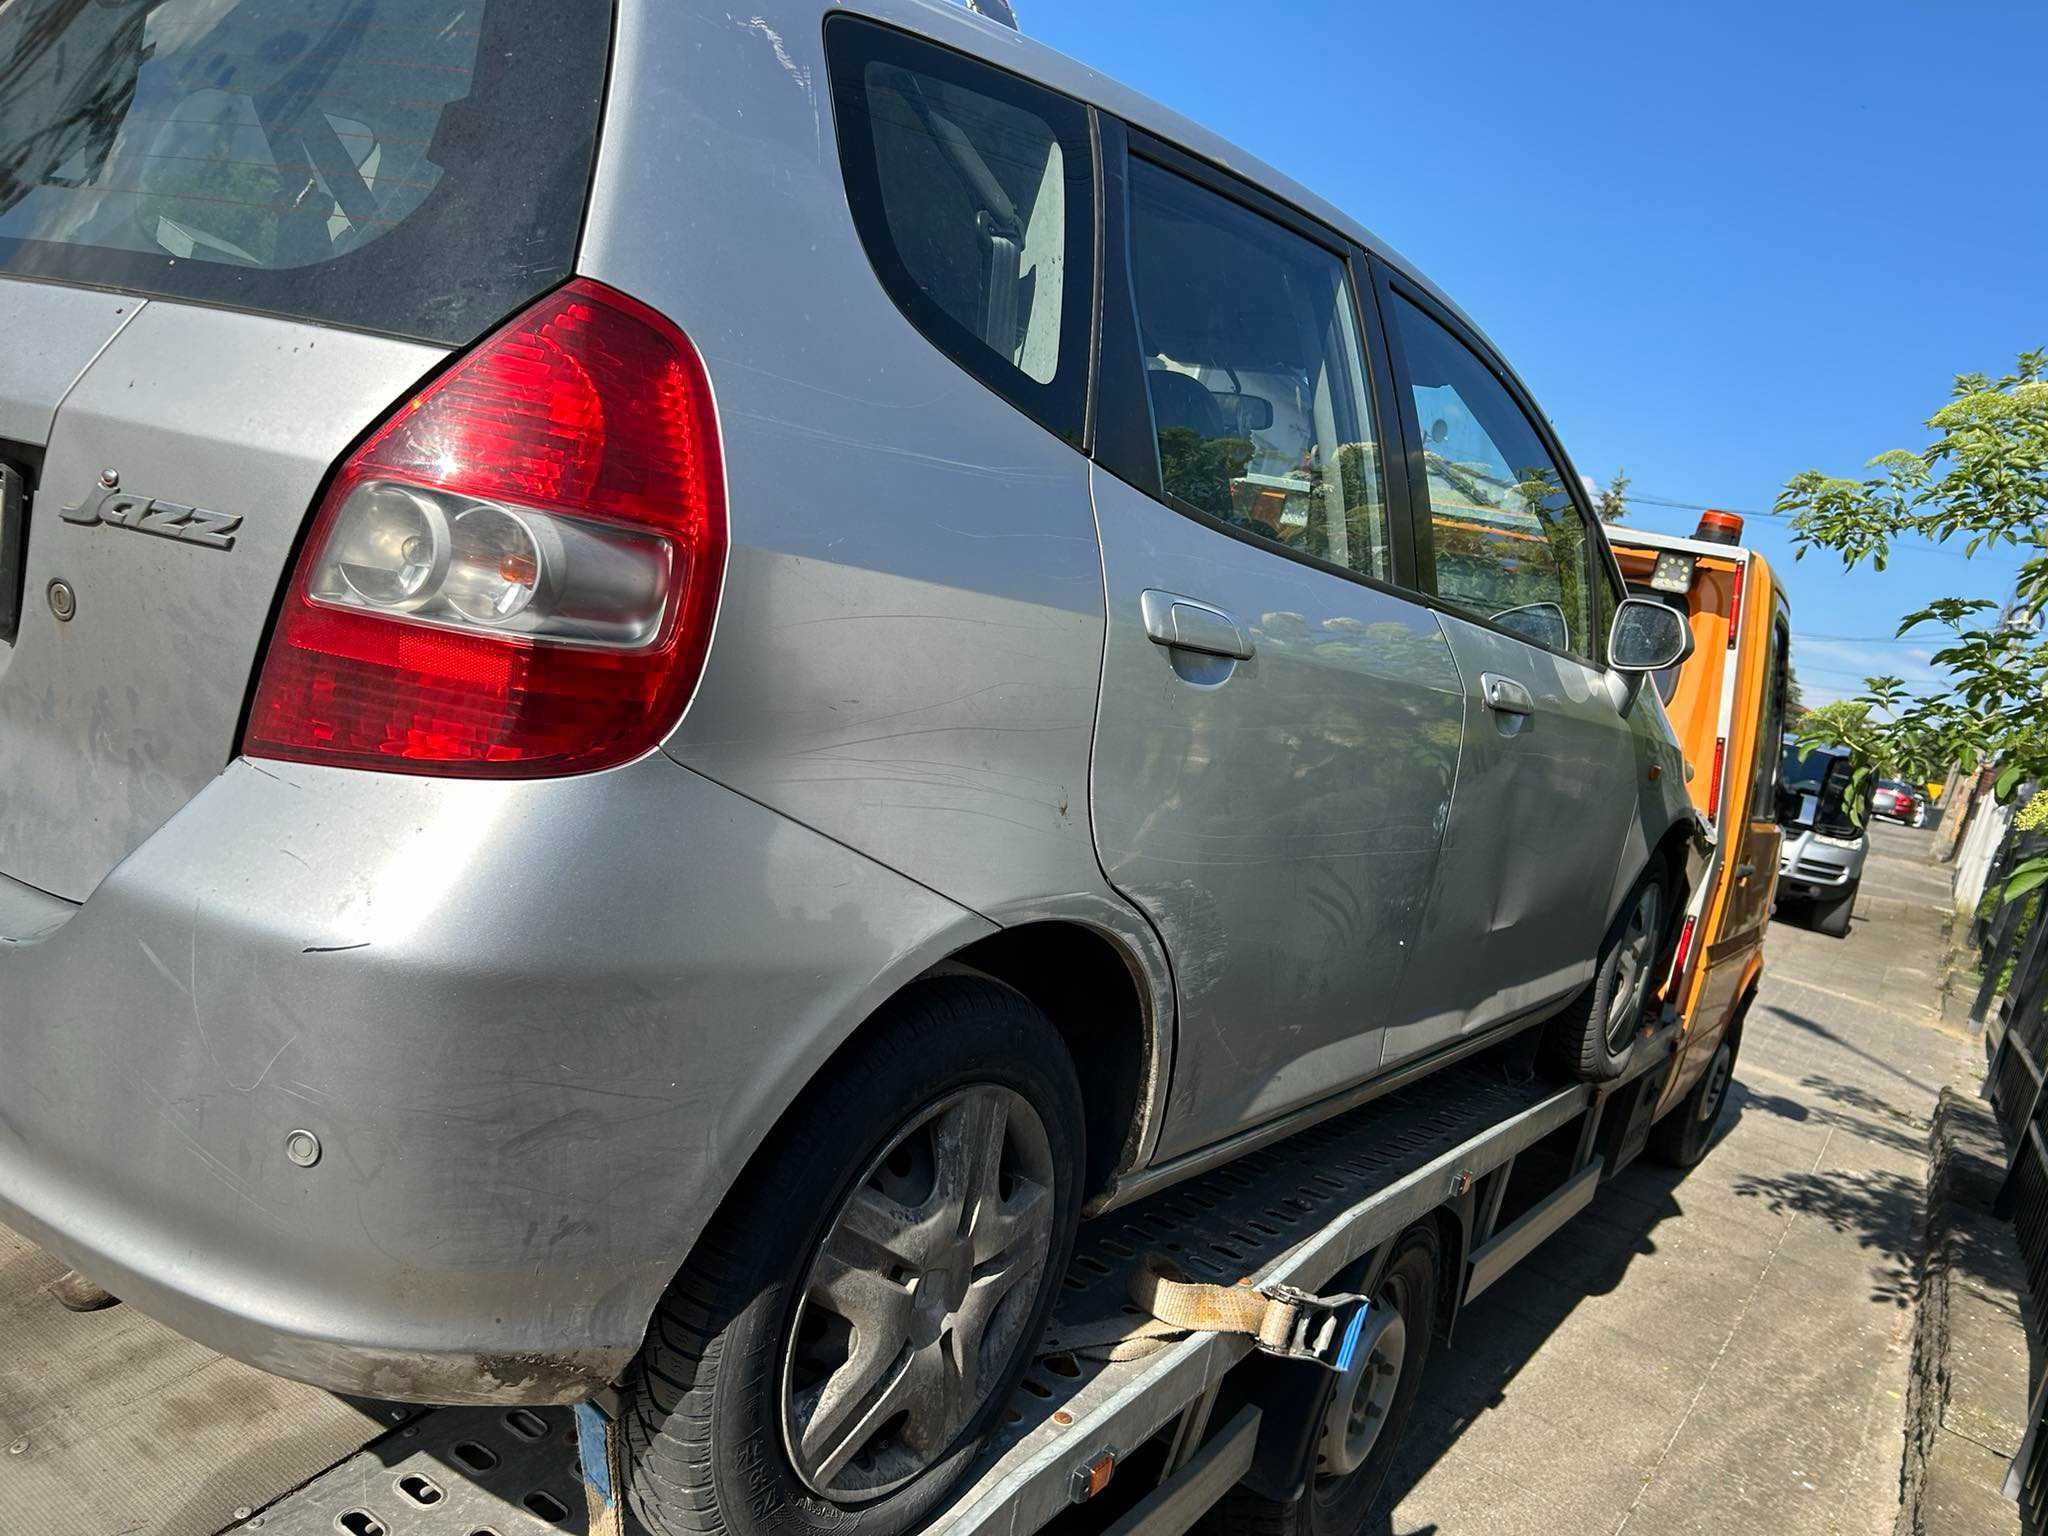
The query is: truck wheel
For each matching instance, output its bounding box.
[1211,1223,1439,1536]
[620,976,1085,1536]
[1814,881,1858,938]
[1556,876,1667,1082]
[1649,1028,1740,1168]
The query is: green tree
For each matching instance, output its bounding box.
[1778,347,2048,893]
[1595,467,1630,524]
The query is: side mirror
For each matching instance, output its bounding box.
[1608,597,1693,673]
[1212,391,1274,434]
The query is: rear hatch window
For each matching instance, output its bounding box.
[0,0,610,345]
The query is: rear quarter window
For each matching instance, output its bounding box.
[826,17,1095,447]
[0,0,610,346]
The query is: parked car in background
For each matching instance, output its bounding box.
[1607,512,1792,1165]
[0,4,1702,1534]
[1875,778,1923,825]
[1777,744,1874,936]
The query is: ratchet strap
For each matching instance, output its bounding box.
[1041,1254,1369,1371]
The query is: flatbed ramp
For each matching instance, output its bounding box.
[219,1056,1602,1536]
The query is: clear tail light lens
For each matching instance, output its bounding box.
[245,279,726,776]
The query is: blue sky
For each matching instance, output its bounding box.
[1020,0,2046,705]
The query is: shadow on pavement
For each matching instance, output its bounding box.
[1362,1055,2000,1532]
[1760,1003,1942,1097]
[1366,1130,1713,1532]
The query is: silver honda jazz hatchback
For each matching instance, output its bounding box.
[0,2,1698,1531]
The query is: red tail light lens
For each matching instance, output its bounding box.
[1667,914,1699,996]
[245,280,726,776]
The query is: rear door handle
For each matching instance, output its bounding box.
[1479,673,1535,716]
[1140,590,1254,661]
[1735,862,1757,879]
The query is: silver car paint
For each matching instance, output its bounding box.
[1087,465,1465,1160]
[0,0,1695,1402]
[0,280,141,445]
[0,753,993,1402]
[0,291,443,899]
[1378,615,1647,1065]
[581,0,1179,1161]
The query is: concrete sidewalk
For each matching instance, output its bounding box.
[1384,821,1979,1535]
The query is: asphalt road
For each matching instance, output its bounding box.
[1384,820,1973,1535]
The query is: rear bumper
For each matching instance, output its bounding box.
[0,754,985,1402]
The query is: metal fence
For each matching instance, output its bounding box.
[1975,825,2048,1520]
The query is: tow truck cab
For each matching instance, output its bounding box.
[1606,513,1793,1109]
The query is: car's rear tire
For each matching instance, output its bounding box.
[1207,1223,1440,1536]
[620,976,1086,1536]
[1814,880,1858,938]
[1649,1024,1741,1168]
[1554,875,1668,1082]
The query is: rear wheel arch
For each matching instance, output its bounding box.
[940,921,1159,1204]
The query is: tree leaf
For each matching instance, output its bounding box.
[2005,858,2048,904]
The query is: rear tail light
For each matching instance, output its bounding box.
[245,279,725,776]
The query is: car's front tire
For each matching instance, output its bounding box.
[621,976,1085,1536]
[1556,875,1668,1081]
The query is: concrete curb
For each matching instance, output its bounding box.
[1896,1088,2031,1536]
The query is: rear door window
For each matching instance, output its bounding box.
[827,18,1094,446]
[1387,292,1598,659]
[0,0,609,345]
[1122,157,1391,583]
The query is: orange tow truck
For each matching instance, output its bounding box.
[1608,511,1793,1158]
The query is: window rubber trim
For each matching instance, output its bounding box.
[822,13,1096,452]
[1089,118,1425,602]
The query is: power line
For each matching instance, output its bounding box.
[1628,492,1779,518]
[1620,491,1995,562]
[1794,631,1944,645]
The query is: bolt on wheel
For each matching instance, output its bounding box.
[781,1084,1056,1501]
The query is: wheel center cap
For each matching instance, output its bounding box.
[907,1262,968,1346]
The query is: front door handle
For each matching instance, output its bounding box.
[1140,590,1254,661]
[1479,672,1535,716]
